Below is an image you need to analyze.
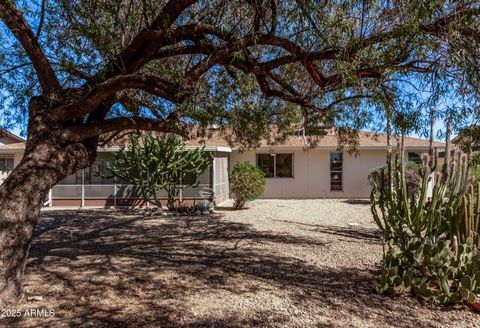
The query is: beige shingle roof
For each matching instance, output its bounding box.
[187,130,445,149]
[0,128,444,151]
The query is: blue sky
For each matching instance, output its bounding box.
[0,1,463,143]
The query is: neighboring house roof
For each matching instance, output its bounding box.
[0,128,26,151]
[0,128,444,151]
[0,128,24,142]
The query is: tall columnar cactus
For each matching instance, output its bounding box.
[454,182,480,247]
[369,131,469,248]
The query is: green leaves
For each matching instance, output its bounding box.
[230,161,265,209]
[110,133,211,209]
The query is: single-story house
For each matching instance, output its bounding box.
[0,128,444,207]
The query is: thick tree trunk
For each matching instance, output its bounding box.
[0,99,96,305]
[0,144,94,304]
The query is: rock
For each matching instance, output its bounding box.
[78,321,95,328]
[347,222,360,227]
[27,295,43,302]
[473,302,480,312]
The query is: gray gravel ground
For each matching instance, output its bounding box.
[3,199,479,327]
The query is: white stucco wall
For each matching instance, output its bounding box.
[230,148,390,199]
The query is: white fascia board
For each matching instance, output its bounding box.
[97,146,232,153]
[230,145,436,151]
[185,145,232,152]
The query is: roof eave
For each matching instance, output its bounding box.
[98,145,232,153]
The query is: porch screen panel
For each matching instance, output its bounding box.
[84,185,115,198]
[214,153,229,197]
[86,153,115,185]
[180,162,212,198]
[183,169,211,186]
[154,189,168,198]
[52,185,82,198]
[114,184,143,198]
[58,169,84,185]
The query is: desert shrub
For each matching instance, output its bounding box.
[230,162,265,209]
[471,152,480,183]
[405,160,421,173]
[404,168,421,199]
[369,161,421,204]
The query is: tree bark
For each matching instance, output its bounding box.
[0,100,96,305]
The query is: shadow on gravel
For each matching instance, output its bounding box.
[342,199,371,205]
[5,210,466,328]
[273,219,381,243]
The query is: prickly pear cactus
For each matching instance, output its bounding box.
[375,238,480,305]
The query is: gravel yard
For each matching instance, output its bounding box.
[2,199,479,327]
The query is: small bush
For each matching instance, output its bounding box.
[230,162,265,209]
[405,160,421,173]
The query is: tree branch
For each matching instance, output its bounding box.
[36,0,46,38]
[62,117,186,143]
[149,0,199,30]
[0,1,61,100]
[55,74,183,122]
[0,62,32,76]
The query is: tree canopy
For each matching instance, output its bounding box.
[0,0,479,149]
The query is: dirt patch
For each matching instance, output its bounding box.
[1,200,478,327]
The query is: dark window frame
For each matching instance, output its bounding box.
[408,152,422,164]
[256,153,294,178]
[330,152,343,192]
[0,156,14,171]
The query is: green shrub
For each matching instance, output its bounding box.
[405,160,421,173]
[230,162,265,209]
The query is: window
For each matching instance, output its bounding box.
[276,154,293,177]
[330,152,343,191]
[408,152,421,164]
[257,154,275,177]
[0,156,14,171]
[256,153,293,178]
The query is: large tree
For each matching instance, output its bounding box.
[0,0,479,304]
